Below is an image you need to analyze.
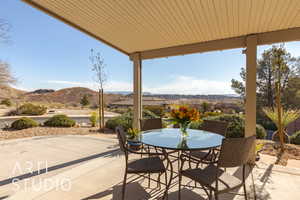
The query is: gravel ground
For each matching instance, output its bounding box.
[0,127,115,141]
[257,139,300,166]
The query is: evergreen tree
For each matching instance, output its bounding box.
[80,94,90,107]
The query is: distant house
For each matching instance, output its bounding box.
[109,97,170,108]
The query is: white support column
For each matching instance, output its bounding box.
[245,35,257,163]
[132,53,142,130]
[245,35,257,137]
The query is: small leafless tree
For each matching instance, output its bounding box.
[0,61,16,86]
[89,49,107,130]
[0,19,14,86]
[0,19,11,44]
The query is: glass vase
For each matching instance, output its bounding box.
[179,122,190,137]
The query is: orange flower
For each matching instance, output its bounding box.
[170,105,200,123]
[179,106,188,113]
[179,112,186,119]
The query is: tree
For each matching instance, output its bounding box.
[89,49,107,130]
[0,19,10,44]
[89,111,99,127]
[0,61,16,86]
[231,45,300,152]
[0,19,15,86]
[80,94,90,107]
[283,77,300,109]
[231,68,246,99]
[200,101,211,113]
[231,45,299,109]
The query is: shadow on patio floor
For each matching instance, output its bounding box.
[82,181,205,200]
[80,165,266,200]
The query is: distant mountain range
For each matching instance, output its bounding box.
[108,91,240,98]
[143,94,240,100]
[0,86,122,106]
[0,85,240,106]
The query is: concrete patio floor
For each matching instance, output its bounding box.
[1,135,300,200]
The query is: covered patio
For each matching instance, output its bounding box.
[20,0,300,199]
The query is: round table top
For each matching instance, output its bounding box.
[141,128,224,151]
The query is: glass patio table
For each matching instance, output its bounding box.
[140,128,224,197]
[141,128,224,151]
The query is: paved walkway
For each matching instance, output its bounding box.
[0,135,118,199]
[1,135,300,200]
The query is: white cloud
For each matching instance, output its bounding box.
[145,76,233,94]
[10,84,31,92]
[104,81,132,91]
[46,76,233,94]
[46,80,86,86]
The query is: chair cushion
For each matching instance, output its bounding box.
[127,156,166,173]
[181,164,242,193]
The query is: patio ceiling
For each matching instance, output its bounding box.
[23,0,300,59]
[22,0,300,134]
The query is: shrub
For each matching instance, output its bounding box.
[105,109,159,131]
[200,102,212,112]
[206,114,245,138]
[44,115,76,127]
[106,115,132,131]
[121,109,159,120]
[256,124,267,139]
[142,109,159,119]
[143,105,165,117]
[11,117,38,130]
[258,118,277,131]
[290,131,300,145]
[0,99,12,107]
[189,120,203,130]
[205,114,266,139]
[17,103,47,115]
[202,111,222,118]
[89,112,98,127]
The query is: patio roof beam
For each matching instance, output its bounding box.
[135,27,300,60]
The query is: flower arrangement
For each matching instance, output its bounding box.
[170,105,200,136]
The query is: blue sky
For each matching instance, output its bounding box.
[1,0,300,94]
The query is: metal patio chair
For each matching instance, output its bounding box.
[140,118,163,155]
[140,118,163,131]
[116,126,171,200]
[188,120,228,166]
[179,135,256,200]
